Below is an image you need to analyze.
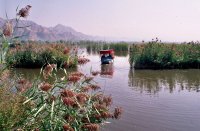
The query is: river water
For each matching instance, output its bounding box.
[14,49,200,131]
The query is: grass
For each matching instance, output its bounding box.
[129,42,200,69]
[6,43,78,68]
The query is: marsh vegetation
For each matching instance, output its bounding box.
[129,41,200,69]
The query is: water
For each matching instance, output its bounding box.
[14,49,200,131]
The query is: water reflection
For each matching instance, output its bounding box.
[100,64,114,78]
[128,69,200,94]
[11,67,77,81]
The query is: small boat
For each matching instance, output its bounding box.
[100,49,115,64]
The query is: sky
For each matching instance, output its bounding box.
[1,0,200,42]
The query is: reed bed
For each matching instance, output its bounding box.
[129,42,200,69]
[6,43,78,68]
[80,41,129,56]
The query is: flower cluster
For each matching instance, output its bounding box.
[82,124,99,131]
[17,78,32,92]
[39,82,52,92]
[91,71,100,76]
[63,124,74,131]
[17,5,32,18]
[63,47,70,54]
[3,21,13,37]
[43,64,56,79]
[78,57,90,65]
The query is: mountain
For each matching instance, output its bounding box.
[0,17,93,41]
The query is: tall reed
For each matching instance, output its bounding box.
[129,42,200,69]
[6,43,78,68]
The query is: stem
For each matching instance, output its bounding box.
[34,103,47,117]
[51,100,55,121]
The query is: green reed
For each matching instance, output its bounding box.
[5,43,78,68]
[129,42,200,69]
[79,41,129,56]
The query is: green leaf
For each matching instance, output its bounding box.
[51,100,55,121]
[34,103,47,117]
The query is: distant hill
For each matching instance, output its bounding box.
[0,17,94,41]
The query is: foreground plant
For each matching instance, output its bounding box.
[20,64,122,130]
[0,5,32,64]
[0,68,32,131]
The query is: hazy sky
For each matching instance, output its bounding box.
[1,0,200,42]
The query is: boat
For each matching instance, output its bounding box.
[100,49,115,64]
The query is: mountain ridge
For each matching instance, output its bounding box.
[0,17,94,41]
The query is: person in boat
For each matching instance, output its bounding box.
[108,54,113,59]
[101,54,112,60]
[101,55,106,61]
